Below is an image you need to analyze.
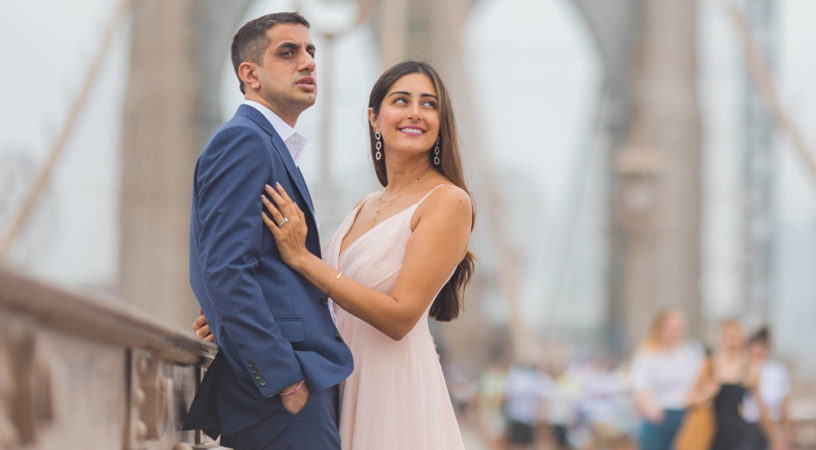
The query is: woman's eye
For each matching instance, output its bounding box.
[394,98,407,104]
[422,101,437,108]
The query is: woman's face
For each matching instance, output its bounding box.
[370,73,440,160]
[748,341,769,363]
[721,323,745,351]
[659,312,686,346]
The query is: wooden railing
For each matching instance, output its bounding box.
[0,267,217,449]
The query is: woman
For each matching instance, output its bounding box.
[630,309,704,450]
[687,319,765,450]
[197,61,474,449]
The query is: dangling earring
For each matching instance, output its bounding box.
[433,139,441,166]
[375,130,383,161]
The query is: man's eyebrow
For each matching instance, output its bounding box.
[275,42,316,53]
[276,42,299,51]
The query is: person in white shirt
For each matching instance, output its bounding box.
[504,363,551,449]
[630,309,703,450]
[743,326,793,450]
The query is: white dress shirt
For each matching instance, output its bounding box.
[242,99,317,222]
[242,100,307,165]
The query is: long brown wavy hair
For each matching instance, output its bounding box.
[367,61,475,322]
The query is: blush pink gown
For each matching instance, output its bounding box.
[322,186,466,450]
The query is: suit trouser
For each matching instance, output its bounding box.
[221,385,340,450]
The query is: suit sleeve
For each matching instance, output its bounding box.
[194,125,303,398]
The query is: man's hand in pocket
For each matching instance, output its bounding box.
[280,380,309,414]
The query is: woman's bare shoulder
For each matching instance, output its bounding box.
[353,190,381,209]
[416,183,472,226]
[429,184,471,208]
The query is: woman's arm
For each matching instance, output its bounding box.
[630,352,664,423]
[634,389,664,424]
[686,359,718,407]
[263,183,472,341]
[781,395,794,447]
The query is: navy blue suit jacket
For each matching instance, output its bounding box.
[184,105,353,437]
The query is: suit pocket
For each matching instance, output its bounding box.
[277,318,305,343]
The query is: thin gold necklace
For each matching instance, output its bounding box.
[373,189,402,225]
[372,175,425,225]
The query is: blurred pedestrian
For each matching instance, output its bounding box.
[504,363,550,449]
[743,326,793,450]
[687,319,765,450]
[478,361,509,448]
[546,366,577,449]
[630,309,704,450]
[579,356,630,450]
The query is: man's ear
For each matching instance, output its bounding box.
[238,61,260,92]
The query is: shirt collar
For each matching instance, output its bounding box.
[242,99,307,165]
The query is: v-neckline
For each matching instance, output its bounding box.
[337,184,448,261]
[337,200,419,261]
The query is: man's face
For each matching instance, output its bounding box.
[254,23,316,123]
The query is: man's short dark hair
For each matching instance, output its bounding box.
[231,12,310,94]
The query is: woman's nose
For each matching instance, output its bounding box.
[407,102,422,119]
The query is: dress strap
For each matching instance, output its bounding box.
[416,184,449,206]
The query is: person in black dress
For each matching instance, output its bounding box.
[689,320,766,450]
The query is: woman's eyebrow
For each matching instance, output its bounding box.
[387,91,439,100]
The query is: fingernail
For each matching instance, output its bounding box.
[276,182,282,189]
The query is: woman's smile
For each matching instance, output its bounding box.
[398,126,425,136]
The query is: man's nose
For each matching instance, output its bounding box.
[299,50,316,73]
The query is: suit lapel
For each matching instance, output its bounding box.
[237,105,318,219]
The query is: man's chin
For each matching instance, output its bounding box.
[296,94,317,108]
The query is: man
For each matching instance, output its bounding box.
[183,12,353,450]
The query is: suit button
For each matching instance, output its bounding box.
[255,374,262,380]
[248,360,257,368]
[321,296,329,306]
[259,380,267,386]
